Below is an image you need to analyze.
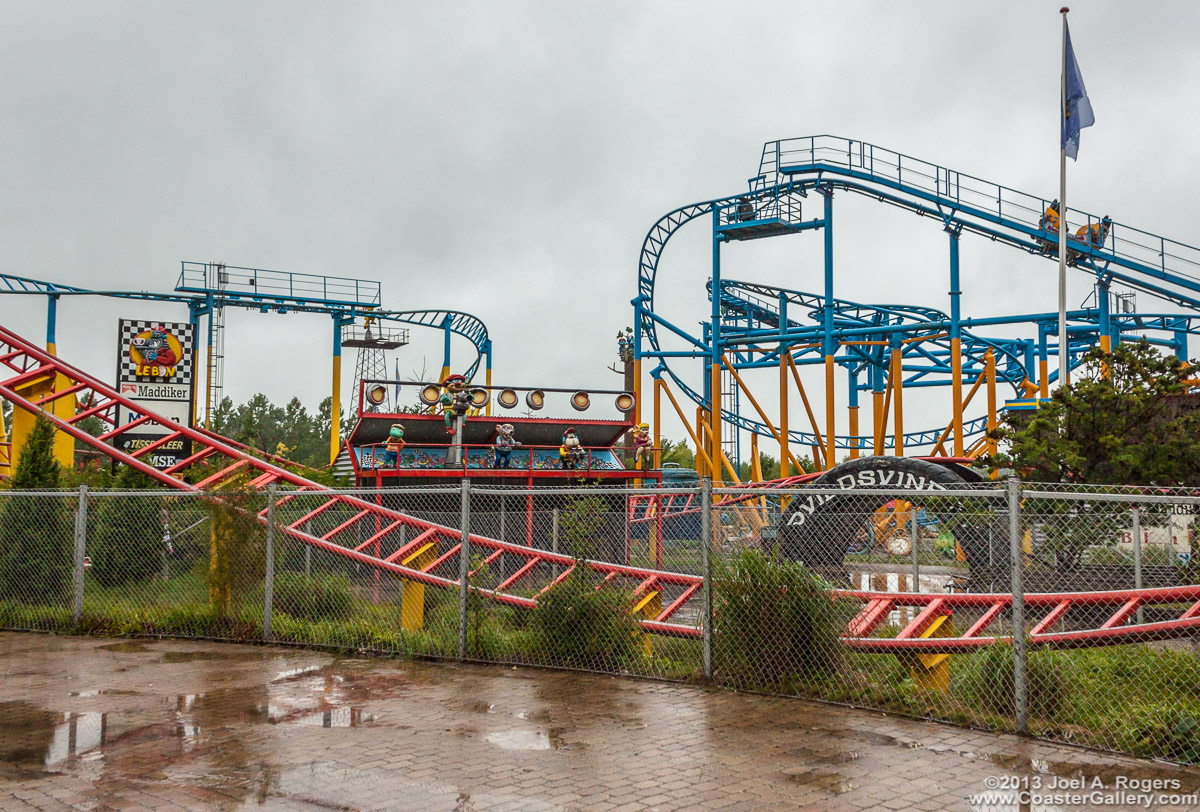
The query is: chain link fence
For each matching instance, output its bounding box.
[2,478,1199,763]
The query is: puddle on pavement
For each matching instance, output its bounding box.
[784,767,855,795]
[0,701,107,773]
[485,729,553,751]
[986,753,1200,792]
[98,641,152,653]
[159,650,274,664]
[68,689,139,698]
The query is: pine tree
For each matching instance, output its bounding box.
[90,465,164,587]
[0,415,74,603]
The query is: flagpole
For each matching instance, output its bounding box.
[1058,6,1070,389]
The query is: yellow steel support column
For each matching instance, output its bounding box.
[892,350,905,457]
[1039,358,1049,399]
[656,380,715,474]
[873,390,885,456]
[848,406,859,460]
[710,362,722,487]
[399,543,439,630]
[951,337,964,457]
[779,353,790,478]
[633,357,642,427]
[633,590,663,657]
[896,614,954,693]
[985,349,998,455]
[329,352,342,465]
[653,378,662,469]
[1099,335,1112,379]
[695,407,708,478]
[11,372,76,471]
[485,367,493,416]
[824,355,835,469]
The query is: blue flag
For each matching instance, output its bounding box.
[394,359,402,404]
[1062,20,1095,160]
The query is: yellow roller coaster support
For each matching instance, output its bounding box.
[400,542,439,631]
[632,589,662,658]
[896,614,954,693]
[11,373,75,471]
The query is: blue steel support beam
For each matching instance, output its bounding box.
[822,189,835,466]
[45,295,58,352]
[710,208,723,475]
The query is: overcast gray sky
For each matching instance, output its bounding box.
[3,1,1199,451]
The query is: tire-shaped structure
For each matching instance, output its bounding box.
[778,457,1007,589]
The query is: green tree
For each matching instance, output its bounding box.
[659,437,696,469]
[991,340,1200,486]
[0,415,74,603]
[990,341,1200,569]
[90,465,164,587]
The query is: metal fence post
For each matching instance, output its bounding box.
[263,483,276,642]
[1007,475,1028,735]
[1132,506,1143,624]
[72,484,87,624]
[458,478,472,661]
[910,504,920,592]
[700,477,713,680]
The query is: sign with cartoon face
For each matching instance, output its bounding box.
[115,319,195,468]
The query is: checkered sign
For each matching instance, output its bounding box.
[115,319,195,468]
[116,319,194,387]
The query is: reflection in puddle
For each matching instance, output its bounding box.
[97,641,151,653]
[294,707,375,728]
[485,730,552,751]
[46,713,106,766]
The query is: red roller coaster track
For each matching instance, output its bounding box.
[2,324,1197,652]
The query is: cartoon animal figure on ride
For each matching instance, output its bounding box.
[632,423,651,469]
[559,427,585,470]
[132,326,178,366]
[493,423,522,468]
[384,423,405,467]
[438,374,472,434]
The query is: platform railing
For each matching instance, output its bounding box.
[354,442,637,475]
[762,135,1200,287]
[177,261,382,307]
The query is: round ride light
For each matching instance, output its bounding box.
[419,384,442,406]
[570,391,590,411]
[526,390,545,410]
[497,388,519,409]
[366,384,388,405]
[470,388,489,407]
[614,392,635,413]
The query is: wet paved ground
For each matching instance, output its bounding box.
[2,633,1200,812]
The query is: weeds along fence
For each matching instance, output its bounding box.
[2,479,1200,763]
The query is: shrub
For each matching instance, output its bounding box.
[528,564,639,671]
[205,488,266,616]
[272,572,355,622]
[0,415,73,604]
[712,549,850,690]
[90,467,165,587]
[1118,702,1200,763]
[961,643,1071,721]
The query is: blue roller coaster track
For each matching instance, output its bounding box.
[634,135,1200,454]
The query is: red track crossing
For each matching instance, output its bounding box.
[2,324,1198,652]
